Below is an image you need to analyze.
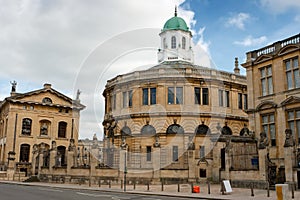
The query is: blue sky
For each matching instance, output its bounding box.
[0,0,299,139]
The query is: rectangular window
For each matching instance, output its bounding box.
[168,87,183,104]
[199,169,207,178]
[143,88,148,105]
[150,88,156,105]
[225,91,230,107]
[262,113,276,146]
[172,146,178,162]
[199,146,205,158]
[219,90,224,107]
[287,110,300,145]
[112,94,116,110]
[122,92,127,108]
[202,88,209,105]
[176,87,183,104]
[285,57,300,90]
[146,146,152,161]
[243,94,248,110]
[238,93,243,109]
[194,87,201,104]
[128,90,133,107]
[260,65,273,96]
[168,87,175,104]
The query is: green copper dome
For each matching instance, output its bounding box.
[162,16,189,32]
[162,8,189,32]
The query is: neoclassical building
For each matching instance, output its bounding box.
[242,33,300,189]
[0,83,85,175]
[102,10,250,183]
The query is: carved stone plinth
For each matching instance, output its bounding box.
[258,148,267,181]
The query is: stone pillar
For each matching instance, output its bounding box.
[212,143,221,182]
[224,151,231,180]
[49,149,57,174]
[38,153,43,176]
[31,153,38,175]
[284,147,294,183]
[119,149,126,180]
[188,150,196,182]
[152,146,161,182]
[258,148,268,181]
[276,184,291,200]
[67,151,74,174]
[90,148,98,179]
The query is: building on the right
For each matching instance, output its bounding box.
[242,33,300,189]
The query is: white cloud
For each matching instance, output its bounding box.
[0,0,207,140]
[260,0,300,14]
[234,35,267,47]
[225,13,250,30]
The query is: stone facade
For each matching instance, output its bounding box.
[242,33,300,189]
[0,83,85,175]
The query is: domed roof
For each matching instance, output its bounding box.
[162,8,189,32]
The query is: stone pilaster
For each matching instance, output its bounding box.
[188,150,196,182]
[49,150,57,174]
[31,153,38,175]
[224,151,231,180]
[38,153,43,176]
[67,151,74,174]
[258,148,268,181]
[119,149,126,180]
[152,146,161,182]
[284,146,294,183]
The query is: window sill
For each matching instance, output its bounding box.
[258,93,275,99]
[56,137,68,141]
[19,135,33,138]
[37,136,51,139]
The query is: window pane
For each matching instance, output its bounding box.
[146,146,151,161]
[194,87,200,104]
[270,124,276,139]
[238,93,243,109]
[267,66,272,75]
[128,90,133,107]
[287,71,293,89]
[293,58,298,68]
[243,94,248,110]
[226,91,230,107]
[288,121,294,135]
[286,60,291,70]
[288,111,294,120]
[262,116,268,124]
[176,87,183,104]
[122,92,127,108]
[171,36,176,49]
[219,90,223,106]
[200,146,205,158]
[168,87,174,104]
[261,79,266,96]
[296,110,300,118]
[202,88,209,105]
[262,125,268,134]
[260,68,265,78]
[268,77,273,94]
[269,114,274,122]
[294,69,300,88]
[142,88,148,105]
[182,37,186,49]
[172,146,178,162]
[150,88,156,105]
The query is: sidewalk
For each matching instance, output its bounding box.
[0,180,299,200]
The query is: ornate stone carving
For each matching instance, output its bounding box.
[187,135,195,150]
[68,138,76,152]
[258,132,269,149]
[284,128,295,147]
[120,136,127,150]
[153,134,160,147]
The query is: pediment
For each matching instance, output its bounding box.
[8,89,73,107]
[278,45,299,56]
[280,96,300,107]
[256,101,277,111]
[254,54,272,63]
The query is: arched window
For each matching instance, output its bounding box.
[221,125,232,135]
[182,37,186,49]
[141,123,156,135]
[163,38,167,48]
[195,123,211,135]
[121,125,131,136]
[42,97,52,104]
[22,118,32,135]
[20,144,30,162]
[166,123,184,134]
[58,121,67,138]
[171,36,176,49]
[40,120,51,136]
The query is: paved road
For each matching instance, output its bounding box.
[0,183,208,200]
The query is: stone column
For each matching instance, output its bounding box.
[258,148,268,181]
[188,149,196,182]
[119,149,126,180]
[212,142,222,182]
[31,152,38,176]
[284,146,294,183]
[49,149,57,174]
[67,151,74,174]
[38,153,43,176]
[224,151,231,180]
[152,146,161,182]
[90,148,98,179]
